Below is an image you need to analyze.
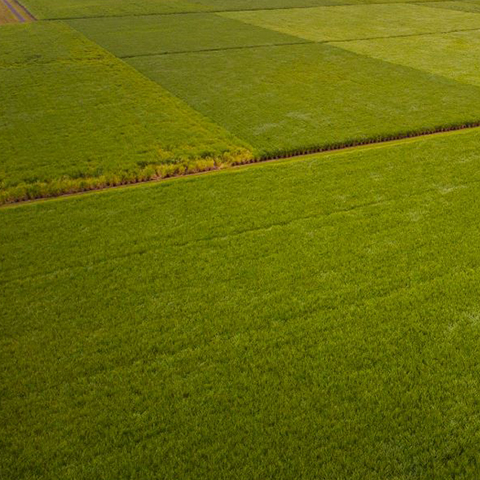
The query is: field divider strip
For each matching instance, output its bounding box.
[40,0,450,21]
[3,122,480,209]
[118,41,314,59]
[119,26,480,59]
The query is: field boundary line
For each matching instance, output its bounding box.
[119,41,314,58]
[42,0,449,21]
[3,122,480,209]
[11,0,36,20]
[119,26,480,59]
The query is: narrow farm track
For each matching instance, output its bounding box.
[4,122,480,209]
[0,0,34,22]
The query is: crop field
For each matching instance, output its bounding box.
[3,0,480,478]
[3,129,480,479]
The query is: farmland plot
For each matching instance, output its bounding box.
[0,22,250,203]
[3,129,480,479]
[19,0,444,20]
[129,42,480,156]
[333,30,480,88]
[67,13,306,58]
[223,4,480,42]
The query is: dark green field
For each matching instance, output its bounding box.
[2,0,480,478]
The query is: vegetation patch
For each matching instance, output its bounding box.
[128,42,480,156]
[3,129,480,479]
[67,12,305,58]
[333,30,480,87]
[0,22,252,204]
[223,4,480,42]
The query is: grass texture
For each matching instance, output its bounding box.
[424,0,480,14]
[223,4,480,42]
[3,129,480,479]
[128,42,480,156]
[19,0,443,19]
[333,30,480,87]
[0,22,251,204]
[67,13,305,58]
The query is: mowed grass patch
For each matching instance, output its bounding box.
[67,13,306,58]
[129,42,480,156]
[333,30,480,87]
[18,0,208,20]
[0,22,251,204]
[3,129,480,479]
[223,4,480,42]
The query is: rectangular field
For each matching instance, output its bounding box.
[3,129,480,479]
[19,0,443,19]
[67,13,306,58]
[223,4,480,41]
[128,42,480,156]
[333,30,480,87]
[0,22,250,204]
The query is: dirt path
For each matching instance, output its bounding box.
[3,122,480,209]
[0,0,34,24]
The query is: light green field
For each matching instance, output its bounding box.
[67,13,306,58]
[17,0,207,20]
[3,129,480,479]
[0,22,250,204]
[20,0,443,19]
[223,4,480,41]
[424,0,480,14]
[128,42,480,155]
[333,30,480,87]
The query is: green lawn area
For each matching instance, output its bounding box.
[128,42,480,156]
[3,129,480,479]
[333,30,480,87]
[223,3,480,41]
[0,22,250,204]
[67,13,305,58]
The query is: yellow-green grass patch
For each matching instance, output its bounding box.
[423,0,480,14]
[222,4,480,42]
[332,30,480,87]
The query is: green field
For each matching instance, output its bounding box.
[0,22,250,203]
[129,43,480,155]
[4,0,480,477]
[67,13,306,58]
[332,30,480,87]
[3,130,480,479]
[222,4,480,41]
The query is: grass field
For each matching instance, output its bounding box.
[0,22,250,203]
[333,30,480,87]
[19,0,442,19]
[67,13,306,58]
[223,4,480,41]
[3,129,480,479]
[4,0,480,477]
[128,42,480,155]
